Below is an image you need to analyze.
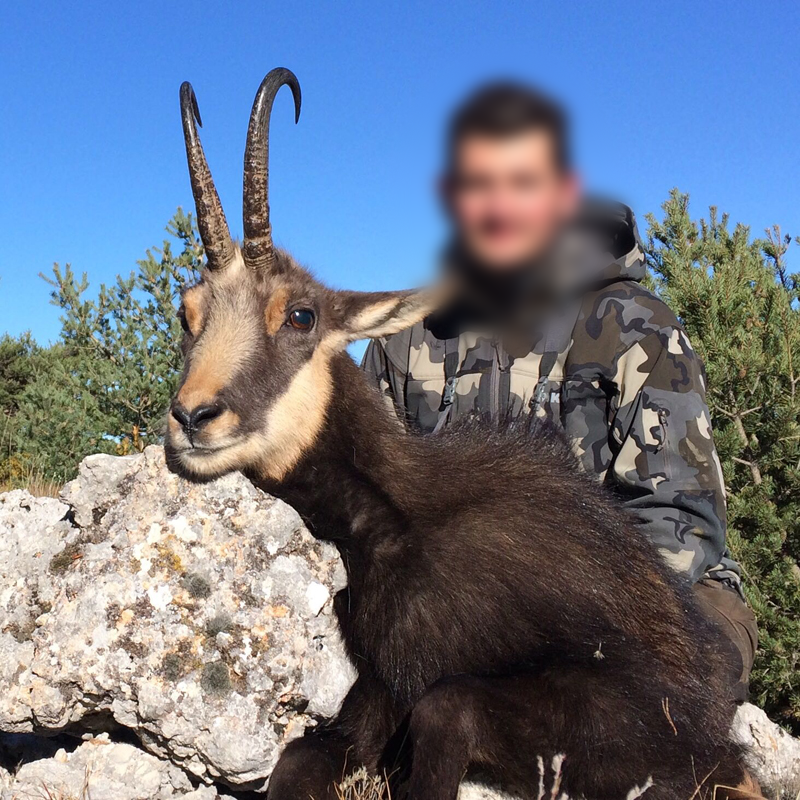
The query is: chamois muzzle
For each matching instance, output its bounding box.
[179,82,236,271]
[242,67,302,273]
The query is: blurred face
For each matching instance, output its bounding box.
[444,130,580,270]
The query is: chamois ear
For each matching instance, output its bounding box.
[336,287,444,342]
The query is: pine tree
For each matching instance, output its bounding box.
[8,209,202,481]
[0,332,50,488]
[646,190,800,731]
[0,332,40,416]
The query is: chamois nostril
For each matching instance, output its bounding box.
[190,404,223,430]
[171,404,191,432]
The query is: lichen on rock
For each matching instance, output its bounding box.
[0,446,354,791]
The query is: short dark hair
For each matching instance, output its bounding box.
[446,81,571,173]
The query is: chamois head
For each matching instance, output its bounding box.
[166,69,439,482]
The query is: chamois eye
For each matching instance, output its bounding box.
[288,309,315,331]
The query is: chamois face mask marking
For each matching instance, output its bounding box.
[165,71,442,483]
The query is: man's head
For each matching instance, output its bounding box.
[442,82,580,271]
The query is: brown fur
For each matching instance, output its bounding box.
[265,284,289,335]
[181,284,206,336]
[257,352,748,800]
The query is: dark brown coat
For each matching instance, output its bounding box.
[256,353,745,800]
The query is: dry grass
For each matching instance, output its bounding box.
[0,465,61,498]
[0,415,61,498]
[2,469,61,498]
[337,768,393,800]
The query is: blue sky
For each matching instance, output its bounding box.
[1,0,798,345]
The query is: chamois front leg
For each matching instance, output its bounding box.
[398,675,492,800]
[266,730,348,800]
[268,672,402,799]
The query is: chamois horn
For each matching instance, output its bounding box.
[180,82,235,271]
[242,68,301,271]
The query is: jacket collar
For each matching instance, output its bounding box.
[444,197,645,306]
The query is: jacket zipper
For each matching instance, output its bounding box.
[489,339,500,421]
[490,338,506,420]
[658,407,672,478]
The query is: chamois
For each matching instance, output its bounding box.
[165,69,749,800]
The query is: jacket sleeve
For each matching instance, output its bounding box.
[608,326,737,585]
[361,339,406,421]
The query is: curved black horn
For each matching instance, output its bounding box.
[180,82,235,270]
[242,68,301,271]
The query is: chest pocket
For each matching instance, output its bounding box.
[508,356,563,423]
[405,331,493,433]
[401,300,597,435]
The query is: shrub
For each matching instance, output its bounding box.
[646,190,800,731]
[0,209,201,484]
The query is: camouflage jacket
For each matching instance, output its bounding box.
[363,202,742,590]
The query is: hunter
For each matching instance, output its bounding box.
[363,82,757,701]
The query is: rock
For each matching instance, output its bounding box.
[2,735,187,799]
[0,733,237,799]
[0,447,798,799]
[460,787,517,800]
[732,702,800,799]
[0,446,354,790]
